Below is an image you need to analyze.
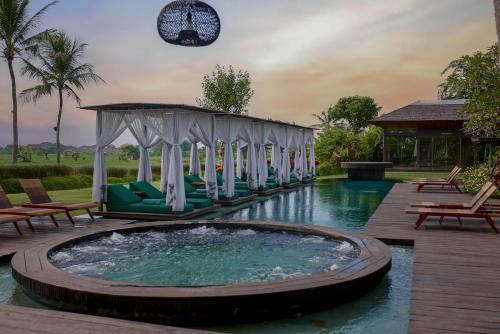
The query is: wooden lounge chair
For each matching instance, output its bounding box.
[406,184,499,233]
[413,166,459,182]
[0,185,64,228]
[0,214,34,235]
[409,181,496,210]
[19,179,98,225]
[411,167,462,192]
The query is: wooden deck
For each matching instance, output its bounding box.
[0,304,211,334]
[365,182,500,334]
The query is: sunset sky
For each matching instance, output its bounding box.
[0,0,497,146]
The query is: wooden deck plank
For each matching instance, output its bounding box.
[0,304,211,334]
[364,182,500,334]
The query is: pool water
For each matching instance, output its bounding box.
[221,180,394,231]
[49,227,359,286]
[0,179,413,333]
[211,246,413,334]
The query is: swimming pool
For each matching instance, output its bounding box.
[0,179,413,333]
[221,179,394,231]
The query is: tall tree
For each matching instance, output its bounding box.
[439,44,500,138]
[312,110,333,130]
[495,0,500,59]
[326,96,381,133]
[20,31,104,164]
[0,0,57,165]
[196,64,254,114]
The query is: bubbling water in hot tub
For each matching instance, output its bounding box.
[49,226,360,286]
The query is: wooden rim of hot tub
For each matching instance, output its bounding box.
[12,221,392,326]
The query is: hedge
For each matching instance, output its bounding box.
[0,163,200,179]
[0,175,152,194]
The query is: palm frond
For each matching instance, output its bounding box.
[62,84,81,105]
[12,0,58,45]
[20,57,51,81]
[19,83,53,103]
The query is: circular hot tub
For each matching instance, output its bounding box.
[12,221,391,325]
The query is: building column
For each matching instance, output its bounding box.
[415,137,421,168]
[431,137,435,168]
[383,129,390,162]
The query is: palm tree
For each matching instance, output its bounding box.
[20,31,104,164]
[312,110,332,130]
[0,0,57,165]
[495,0,500,58]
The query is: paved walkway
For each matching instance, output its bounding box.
[365,183,500,334]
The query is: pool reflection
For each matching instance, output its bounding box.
[222,180,394,231]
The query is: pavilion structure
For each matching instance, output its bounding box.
[370,100,473,169]
[81,103,316,211]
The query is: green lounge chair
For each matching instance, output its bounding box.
[215,173,252,197]
[106,185,194,214]
[130,181,213,209]
[182,180,240,201]
[184,174,205,184]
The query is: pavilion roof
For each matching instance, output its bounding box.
[370,100,468,127]
[80,102,316,130]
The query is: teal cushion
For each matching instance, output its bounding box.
[184,180,197,194]
[235,181,249,189]
[142,199,162,205]
[235,189,252,197]
[185,174,204,184]
[107,185,143,206]
[186,192,210,199]
[129,182,164,199]
[126,203,194,214]
[216,173,224,186]
[186,198,213,209]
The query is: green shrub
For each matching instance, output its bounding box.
[0,175,94,194]
[107,167,129,178]
[462,165,500,198]
[0,165,75,178]
[316,163,343,176]
[359,127,383,161]
[75,166,94,176]
[41,175,93,191]
[0,179,23,193]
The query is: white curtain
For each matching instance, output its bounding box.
[141,111,194,211]
[281,127,291,183]
[127,117,161,183]
[189,141,201,176]
[236,140,244,179]
[160,142,171,193]
[216,117,240,198]
[309,132,316,176]
[92,111,129,203]
[255,122,270,188]
[237,120,257,190]
[294,148,301,179]
[269,125,284,185]
[301,142,308,178]
[190,115,218,200]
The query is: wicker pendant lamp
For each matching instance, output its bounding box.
[157,0,221,47]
